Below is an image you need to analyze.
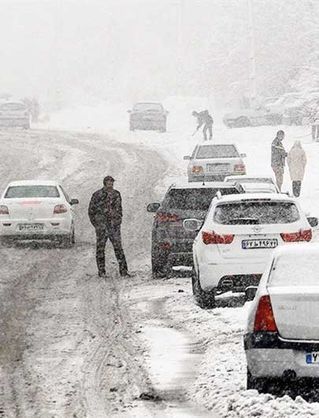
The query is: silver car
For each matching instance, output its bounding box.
[0,101,30,128]
[184,143,246,182]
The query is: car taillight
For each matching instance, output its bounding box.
[0,205,9,215]
[234,163,246,173]
[202,230,234,245]
[192,166,203,174]
[155,212,180,223]
[254,295,278,332]
[53,204,68,214]
[280,229,312,242]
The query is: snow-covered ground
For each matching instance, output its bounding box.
[36,98,319,417]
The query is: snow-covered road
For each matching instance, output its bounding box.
[1,100,319,417]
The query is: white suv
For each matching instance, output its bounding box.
[245,244,319,393]
[184,193,317,309]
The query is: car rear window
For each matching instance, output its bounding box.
[5,186,60,198]
[133,103,163,111]
[268,254,319,287]
[0,103,26,111]
[164,188,239,211]
[214,201,300,225]
[196,145,239,159]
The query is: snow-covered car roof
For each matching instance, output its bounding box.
[6,180,59,187]
[225,175,274,182]
[213,192,294,203]
[169,181,241,190]
[272,242,319,259]
[241,183,278,193]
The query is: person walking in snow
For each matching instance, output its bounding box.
[88,176,129,278]
[271,130,287,192]
[287,141,307,197]
[192,110,214,141]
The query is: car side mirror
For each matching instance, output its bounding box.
[183,155,191,160]
[70,198,79,205]
[183,218,203,232]
[240,153,247,158]
[308,217,318,227]
[147,202,161,213]
[245,286,258,301]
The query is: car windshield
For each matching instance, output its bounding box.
[5,185,60,198]
[164,188,239,211]
[0,103,26,111]
[133,103,163,111]
[214,201,300,224]
[196,145,239,159]
[269,254,319,287]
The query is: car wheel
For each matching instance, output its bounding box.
[60,226,75,248]
[247,368,273,393]
[159,124,166,133]
[192,268,216,309]
[236,117,250,128]
[151,246,167,279]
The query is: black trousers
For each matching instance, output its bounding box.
[203,124,213,141]
[292,181,302,197]
[95,224,128,275]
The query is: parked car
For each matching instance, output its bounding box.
[185,193,317,309]
[223,107,282,128]
[0,101,30,128]
[224,175,279,193]
[245,243,319,393]
[266,92,308,125]
[0,180,79,246]
[146,181,244,278]
[185,143,246,182]
[128,102,168,132]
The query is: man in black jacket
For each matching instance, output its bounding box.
[192,110,214,141]
[88,176,128,277]
[271,130,287,192]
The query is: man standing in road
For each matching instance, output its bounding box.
[88,176,129,278]
[271,130,287,192]
[192,110,214,141]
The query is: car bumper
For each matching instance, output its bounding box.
[0,219,72,238]
[245,332,319,378]
[198,260,265,291]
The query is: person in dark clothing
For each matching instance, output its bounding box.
[88,176,129,278]
[271,130,287,192]
[192,110,214,141]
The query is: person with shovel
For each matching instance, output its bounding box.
[192,110,214,141]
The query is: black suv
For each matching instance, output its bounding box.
[147,181,244,278]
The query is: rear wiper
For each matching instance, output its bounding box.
[228,217,260,225]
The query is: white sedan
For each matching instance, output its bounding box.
[224,175,279,193]
[0,180,78,246]
[245,244,319,393]
[184,193,317,308]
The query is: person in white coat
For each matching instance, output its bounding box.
[287,141,307,197]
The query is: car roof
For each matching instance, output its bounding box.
[225,175,273,180]
[169,181,241,190]
[196,142,237,147]
[133,102,162,105]
[6,180,59,187]
[213,192,293,203]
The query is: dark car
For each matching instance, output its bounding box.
[147,181,244,278]
[128,102,168,132]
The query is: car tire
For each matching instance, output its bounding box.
[192,268,216,309]
[60,227,75,248]
[247,368,273,393]
[236,117,250,128]
[151,246,167,279]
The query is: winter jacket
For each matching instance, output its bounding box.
[287,142,307,182]
[88,188,123,228]
[271,138,287,169]
[196,110,214,128]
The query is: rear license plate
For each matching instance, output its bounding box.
[207,164,229,173]
[306,352,319,364]
[18,223,44,232]
[242,239,278,249]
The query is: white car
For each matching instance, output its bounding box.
[0,180,78,246]
[0,101,31,128]
[224,175,279,193]
[245,244,319,393]
[184,143,246,182]
[184,193,317,309]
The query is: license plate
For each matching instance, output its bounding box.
[242,239,278,249]
[207,164,229,173]
[18,223,44,232]
[306,352,319,364]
